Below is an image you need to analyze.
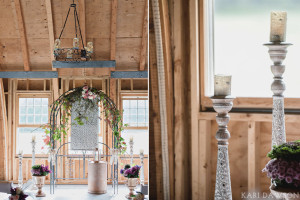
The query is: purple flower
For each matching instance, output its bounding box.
[295,173,300,181]
[120,169,124,174]
[285,176,293,184]
[287,168,294,175]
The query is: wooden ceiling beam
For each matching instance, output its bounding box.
[110,0,118,60]
[45,0,55,64]
[139,0,148,71]
[79,0,86,47]
[11,0,30,71]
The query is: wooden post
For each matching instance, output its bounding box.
[0,78,8,180]
[199,120,211,200]
[248,121,261,192]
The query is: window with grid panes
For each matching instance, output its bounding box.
[122,97,149,154]
[17,98,49,154]
[122,99,148,127]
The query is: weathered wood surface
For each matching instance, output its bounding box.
[110,71,148,78]
[52,61,116,68]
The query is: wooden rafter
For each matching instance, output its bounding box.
[110,0,118,60]
[11,0,30,71]
[139,0,148,71]
[45,0,55,64]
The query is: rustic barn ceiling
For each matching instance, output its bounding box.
[0,0,147,73]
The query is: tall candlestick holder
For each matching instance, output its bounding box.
[129,140,134,166]
[139,152,145,185]
[18,153,23,187]
[264,42,292,147]
[210,96,235,200]
[32,141,36,166]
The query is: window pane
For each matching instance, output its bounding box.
[42,106,48,114]
[17,128,48,154]
[123,100,130,108]
[34,116,41,124]
[34,107,41,114]
[122,99,149,127]
[27,115,34,124]
[214,0,300,97]
[19,106,26,114]
[19,98,49,125]
[27,106,34,114]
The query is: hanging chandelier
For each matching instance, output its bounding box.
[53,1,93,61]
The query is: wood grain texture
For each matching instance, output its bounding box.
[11,0,30,71]
[248,121,261,192]
[139,0,148,71]
[110,0,118,60]
[0,79,8,180]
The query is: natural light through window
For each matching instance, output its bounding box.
[211,0,300,97]
[17,97,49,154]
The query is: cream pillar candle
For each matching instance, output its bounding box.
[130,136,133,142]
[140,149,144,154]
[214,75,231,96]
[32,135,36,142]
[73,38,79,49]
[270,11,287,43]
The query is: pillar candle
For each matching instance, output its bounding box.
[270,11,287,42]
[73,38,79,49]
[130,136,133,142]
[54,39,61,50]
[214,75,231,96]
[32,135,36,142]
[140,149,144,154]
[18,150,23,155]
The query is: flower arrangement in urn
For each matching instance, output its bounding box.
[31,164,52,197]
[262,141,300,199]
[120,164,141,198]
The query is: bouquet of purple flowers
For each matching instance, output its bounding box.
[262,141,300,189]
[120,164,141,178]
[31,164,52,176]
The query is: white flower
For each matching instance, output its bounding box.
[88,91,93,96]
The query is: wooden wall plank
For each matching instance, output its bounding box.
[199,120,211,200]
[248,121,261,192]
[139,0,148,71]
[0,71,58,78]
[110,0,118,60]
[11,0,30,71]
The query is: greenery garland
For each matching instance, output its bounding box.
[41,86,127,154]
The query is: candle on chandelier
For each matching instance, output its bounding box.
[214,75,232,96]
[73,38,79,49]
[54,39,61,50]
[87,42,93,53]
[130,136,133,142]
[270,11,287,42]
[18,150,23,155]
[32,135,36,142]
[140,149,144,154]
[67,49,73,59]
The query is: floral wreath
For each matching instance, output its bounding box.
[41,86,127,154]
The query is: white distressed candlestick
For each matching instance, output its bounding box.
[214,75,232,96]
[32,141,36,166]
[139,150,145,185]
[211,94,235,200]
[18,152,23,187]
[270,11,287,43]
[129,140,134,166]
[264,42,291,147]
